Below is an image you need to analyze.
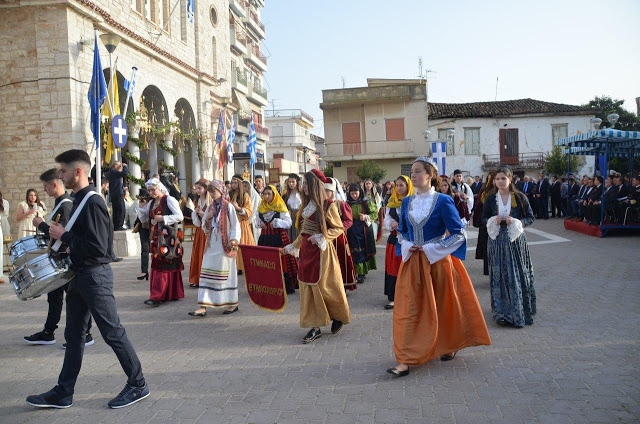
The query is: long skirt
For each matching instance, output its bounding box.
[393,252,491,365]
[198,237,238,308]
[334,233,357,291]
[475,224,489,276]
[384,231,402,302]
[347,220,377,276]
[258,227,298,292]
[188,227,207,285]
[487,227,536,327]
[149,266,185,302]
[236,219,255,272]
[297,234,351,328]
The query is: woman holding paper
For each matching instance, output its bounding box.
[482,165,536,328]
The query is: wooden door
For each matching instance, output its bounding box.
[342,122,361,155]
[499,128,519,165]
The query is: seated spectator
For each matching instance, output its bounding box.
[583,176,604,226]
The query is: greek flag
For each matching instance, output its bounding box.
[248,115,257,167]
[123,68,137,100]
[431,142,447,175]
[186,0,194,23]
[87,30,107,149]
[227,115,235,163]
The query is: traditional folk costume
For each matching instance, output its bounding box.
[139,179,185,304]
[383,176,413,304]
[198,180,241,309]
[231,176,255,272]
[283,188,302,244]
[325,178,357,291]
[482,192,536,327]
[188,182,211,288]
[17,200,46,239]
[394,168,491,365]
[244,179,263,243]
[473,180,494,276]
[365,187,383,242]
[346,185,377,283]
[257,185,299,293]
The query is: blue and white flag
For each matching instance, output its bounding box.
[227,115,235,163]
[248,115,257,167]
[431,141,447,175]
[87,30,108,149]
[123,67,137,100]
[186,0,194,23]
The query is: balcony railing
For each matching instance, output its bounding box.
[482,152,546,170]
[250,12,265,32]
[324,140,414,158]
[230,28,248,53]
[235,68,247,85]
[251,45,267,65]
[254,122,269,136]
[265,109,314,124]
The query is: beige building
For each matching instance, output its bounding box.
[0,0,267,238]
[320,79,429,184]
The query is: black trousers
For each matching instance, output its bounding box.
[550,195,562,217]
[44,281,93,334]
[111,195,126,230]
[139,227,150,273]
[536,196,549,219]
[57,265,144,395]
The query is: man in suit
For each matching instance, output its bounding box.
[550,176,562,218]
[573,177,593,220]
[105,161,129,231]
[471,176,483,195]
[588,177,617,225]
[521,176,536,215]
[614,174,633,223]
[535,172,550,219]
[566,177,579,218]
[583,176,604,225]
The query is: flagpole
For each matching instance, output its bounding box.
[94,30,102,196]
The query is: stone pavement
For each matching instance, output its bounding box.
[0,219,638,424]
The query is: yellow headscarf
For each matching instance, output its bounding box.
[386,176,414,208]
[258,185,288,214]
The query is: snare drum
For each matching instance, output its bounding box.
[9,234,49,267]
[9,254,74,301]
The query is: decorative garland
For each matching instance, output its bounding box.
[123,151,145,166]
[127,174,146,186]
[128,135,145,149]
[197,137,204,160]
[159,160,178,173]
[158,141,179,157]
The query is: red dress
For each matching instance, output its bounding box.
[333,200,358,291]
[149,196,185,302]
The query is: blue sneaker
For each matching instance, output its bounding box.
[26,387,73,409]
[108,383,150,409]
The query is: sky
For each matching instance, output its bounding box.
[260,0,640,137]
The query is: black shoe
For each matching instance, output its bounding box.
[26,387,73,409]
[302,328,322,344]
[357,275,364,284]
[113,257,124,262]
[189,283,198,288]
[137,273,149,281]
[108,383,150,409]
[384,302,395,310]
[144,299,161,306]
[496,318,509,327]
[386,367,410,377]
[24,330,56,345]
[237,270,243,276]
[222,306,238,315]
[331,320,343,335]
[286,288,295,294]
[63,334,94,349]
[440,352,457,361]
[188,310,207,317]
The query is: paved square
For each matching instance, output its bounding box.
[1,219,638,423]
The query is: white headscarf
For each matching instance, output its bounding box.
[243,179,262,225]
[145,177,169,195]
[325,177,347,202]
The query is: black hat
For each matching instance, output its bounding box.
[453,169,462,175]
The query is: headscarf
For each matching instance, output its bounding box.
[205,179,235,257]
[145,177,169,195]
[324,177,347,202]
[387,175,414,208]
[347,183,366,206]
[243,179,262,225]
[258,185,288,214]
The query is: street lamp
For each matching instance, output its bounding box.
[606,113,619,128]
[590,118,602,130]
[100,32,121,162]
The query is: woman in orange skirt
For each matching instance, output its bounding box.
[188,179,211,288]
[230,174,255,273]
[387,157,491,377]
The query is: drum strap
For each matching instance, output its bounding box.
[51,192,98,252]
[46,198,72,224]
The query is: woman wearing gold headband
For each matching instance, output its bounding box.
[256,185,298,294]
[229,174,255,273]
[382,175,413,309]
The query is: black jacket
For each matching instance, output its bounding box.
[535,178,550,196]
[481,193,535,227]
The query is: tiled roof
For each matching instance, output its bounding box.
[428,98,593,119]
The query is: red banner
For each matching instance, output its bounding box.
[239,245,287,313]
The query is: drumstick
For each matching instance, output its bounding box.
[47,214,61,253]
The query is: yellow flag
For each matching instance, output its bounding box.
[104,71,120,163]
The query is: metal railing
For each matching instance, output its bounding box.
[250,11,266,32]
[254,122,269,135]
[265,109,314,123]
[250,45,267,65]
[482,152,545,169]
[235,68,247,85]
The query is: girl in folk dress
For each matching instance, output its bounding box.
[256,185,299,294]
[364,178,383,241]
[282,173,302,244]
[439,176,471,224]
[188,180,241,317]
[0,190,11,240]
[138,178,185,306]
[473,173,495,276]
[229,175,255,273]
[482,166,536,328]
[188,179,211,288]
[16,189,47,239]
[243,179,263,243]
[346,184,377,284]
[383,175,413,310]
[284,169,351,344]
[387,157,491,377]
[324,178,358,291]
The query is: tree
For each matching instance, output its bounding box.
[545,145,578,176]
[355,160,386,182]
[323,164,334,178]
[584,96,640,131]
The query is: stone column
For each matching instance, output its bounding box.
[149,137,158,176]
[127,120,142,197]
[177,149,187,193]
[191,138,201,182]
[162,128,176,168]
